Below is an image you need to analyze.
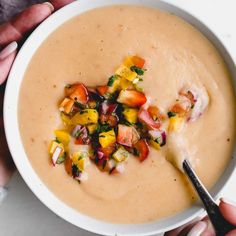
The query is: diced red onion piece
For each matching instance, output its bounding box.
[80,127,88,139]
[75,172,88,181]
[100,101,118,114]
[161,131,167,146]
[71,125,82,137]
[149,130,166,146]
[108,159,116,169]
[138,108,160,130]
[116,163,125,173]
[97,151,104,160]
[52,147,62,166]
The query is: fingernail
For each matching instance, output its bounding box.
[0,41,18,61]
[221,197,236,207]
[42,2,54,12]
[187,221,207,236]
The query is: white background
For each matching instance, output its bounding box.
[1,1,236,235]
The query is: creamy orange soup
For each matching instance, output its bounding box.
[18,6,235,223]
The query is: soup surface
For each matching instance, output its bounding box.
[19,6,235,223]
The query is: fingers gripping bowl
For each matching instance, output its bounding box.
[4,0,236,235]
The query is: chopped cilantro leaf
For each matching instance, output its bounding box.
[167,111,176,118]
[107,75,118,87]
[74,130,81,138]
[79,109,88,114]
[56,153,66,164]
[130,66,145,75]
[55,137,61,143]
[75,102,87,109]
[96,123,111,133]
[120,120,133,126]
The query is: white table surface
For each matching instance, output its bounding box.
[1,1,236,235]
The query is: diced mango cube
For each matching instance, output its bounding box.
[168,116,184,132]
[149,140,161,150]
[123,108,138,124]
[112,147,129,162]
[72,152,87,171]
[115,65,137,82]
[107,76,120,93]
[132,56,145,68]
[120,77,133,90]
[87,124,97,134]
[59,98,74,114]
[99,129,116,148]
[71,109,98,125]
[49,141,64,155]
[123,56,134,68]
[60,112,72,126]
[123,55,145,69]
[88,100,97,109]
[54,130,70,145]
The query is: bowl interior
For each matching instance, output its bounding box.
[4,0,236,235]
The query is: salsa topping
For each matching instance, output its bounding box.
[49,55,209,183]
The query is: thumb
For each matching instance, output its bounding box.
[219,198,236,226]
[0,42,17,85]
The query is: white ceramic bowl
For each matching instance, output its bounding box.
[4,0,236,235]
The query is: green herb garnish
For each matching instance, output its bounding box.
[120,120,133,126]
[167,111,176,118]
[107,75,118,87]
[56,153,66,164]
[74,130,81,138]
[130,66,145,75]
[55,137,61,143]
[75,102,87,109]
[96,123,111,133]
[79,109,89,114]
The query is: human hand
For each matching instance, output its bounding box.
[165,198,236,236]
[0,0,75,187]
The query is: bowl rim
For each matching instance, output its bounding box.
[4,0,236,235]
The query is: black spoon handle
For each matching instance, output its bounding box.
[183,159,235,236]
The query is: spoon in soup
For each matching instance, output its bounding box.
[166,133,235,235]
[183,159,235,235]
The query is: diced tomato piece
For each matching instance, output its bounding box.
[74,138,84,145]
[98,144,116,159]
[100,101,118,114]
[117,124,140,147]
[117,89,147,107]
[132,56,145,68]
[97,85,108,96]
[64,157,72,176]
[133,139,149,162]
[59,98,74,114]
[100,114,119,127]
[138,108,160,130]
[147,105,165,121]
[179,90,195,105]
[170,104,187,116]
[117,124,133,147]
[65,83,89,104]
[147,106,159,116]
